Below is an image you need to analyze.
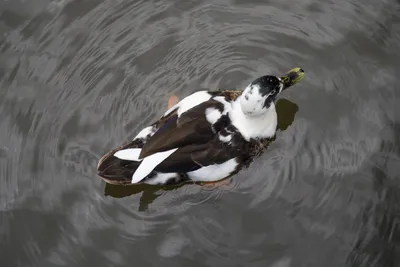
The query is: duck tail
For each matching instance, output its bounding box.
[97,141,143,185]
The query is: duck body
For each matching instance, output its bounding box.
[97,90,271,185]
[97,68,305,186]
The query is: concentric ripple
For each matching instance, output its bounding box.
[1,0,400,266]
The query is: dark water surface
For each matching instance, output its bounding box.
[1,0,400,266]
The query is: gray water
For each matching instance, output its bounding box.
[1,0,400,266]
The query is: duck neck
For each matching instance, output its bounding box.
[229,99,277,141]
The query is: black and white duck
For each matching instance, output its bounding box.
[97,68,305,186]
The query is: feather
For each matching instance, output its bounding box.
[114,148,143,161]
[131,148,178,183]
[139,99,226,159]
[163,90,212,117]
[187,158,239,181]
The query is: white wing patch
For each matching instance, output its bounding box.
[114,148,143,161]
[131,148,178,183]
[133,126,155,140]
[145,172,178,185]
[177,91,212,116]
[187,158,238,182]
[218,134,232,143]
[163,103,179,117]
[163,91,212,117]
[205,108,221,124]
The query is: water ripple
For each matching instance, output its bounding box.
[1,0,400,266]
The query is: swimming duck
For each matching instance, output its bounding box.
[97,68,305,186]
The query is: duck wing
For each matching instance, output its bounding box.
[153,130,247,171]
[127,96,238,182]
[139,97,230,159]
[139,89,242,159]
[130,127,247,184]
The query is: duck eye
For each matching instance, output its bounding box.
[270,90,276,95]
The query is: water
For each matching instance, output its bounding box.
[1,0,400,266]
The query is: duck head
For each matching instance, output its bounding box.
[240,68,305,117]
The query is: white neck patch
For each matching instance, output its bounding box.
[229,98,277,140]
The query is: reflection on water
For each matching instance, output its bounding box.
[1,0,400,266]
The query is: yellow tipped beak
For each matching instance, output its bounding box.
[280,68,305,89]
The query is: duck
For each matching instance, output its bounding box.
[97,67,305,186]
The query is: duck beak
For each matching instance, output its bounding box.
[280,68,305,90]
